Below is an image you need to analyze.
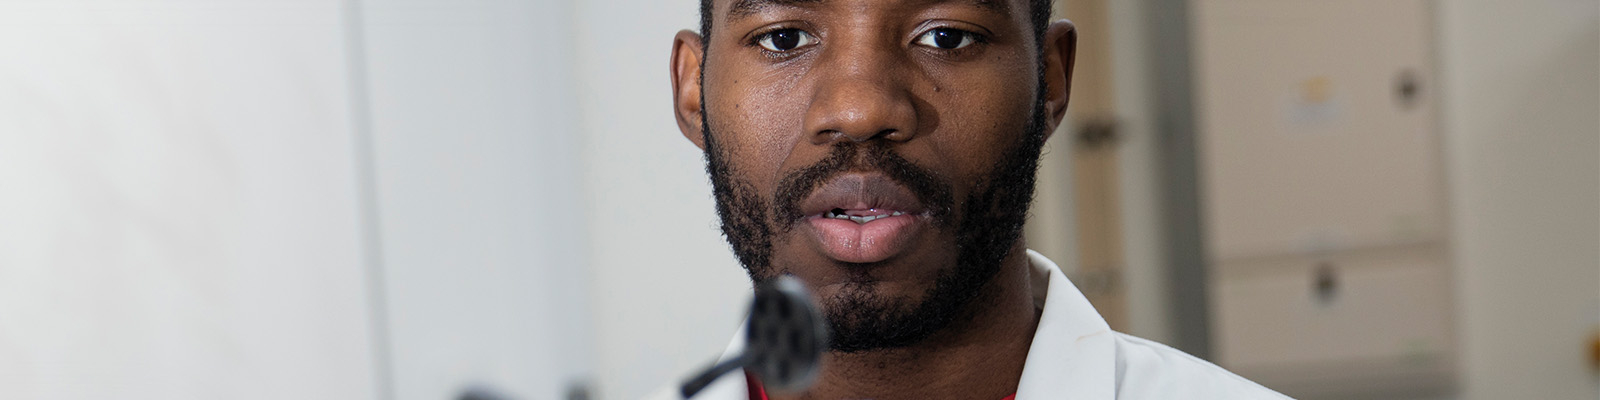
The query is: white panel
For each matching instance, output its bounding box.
[572,0,759,399]
[0,2,376,399]
[1437,1,1600,399]
[358,0,593,399]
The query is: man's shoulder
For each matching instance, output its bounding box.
[1109,332,1292,400]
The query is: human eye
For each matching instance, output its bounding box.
[753,28,818,53]
[913,27,982,50]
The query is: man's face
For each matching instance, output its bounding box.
[673,0,1071,352]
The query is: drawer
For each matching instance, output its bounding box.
[1210,244,1455,398]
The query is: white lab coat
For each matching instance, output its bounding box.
[651,250,1290,400]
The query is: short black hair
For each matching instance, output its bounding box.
[698,0,1055,48]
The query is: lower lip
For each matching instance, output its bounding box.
[806,214,923,263]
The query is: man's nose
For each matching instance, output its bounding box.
[802,47,918,146]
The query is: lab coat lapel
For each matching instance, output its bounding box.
[692,327,751,400]
[1015,250,1117,400]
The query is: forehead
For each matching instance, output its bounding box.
[723,0,1013,17]
[713,0,1027,24]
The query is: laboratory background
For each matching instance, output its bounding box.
[0,0,1595,399]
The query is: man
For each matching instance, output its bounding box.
[663,0,1288,398]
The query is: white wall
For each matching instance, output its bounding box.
[1437,1,1599,399]
[573,1,759,399]
[0,2,377,399]
[358,0,595,399]
[0,1,603,399]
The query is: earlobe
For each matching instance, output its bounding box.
[1042,20,1077,137]
[671,30,708,150]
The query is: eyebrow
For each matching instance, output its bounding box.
[727,0,822,19]
[725,0,1009,20]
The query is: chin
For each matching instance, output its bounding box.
[778,236,956,294]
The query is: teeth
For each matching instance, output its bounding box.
[825,209,907,224]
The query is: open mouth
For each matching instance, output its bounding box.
[798,174,930,263]
[823,208,909,224]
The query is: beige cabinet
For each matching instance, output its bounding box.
[1192,0,1456,397]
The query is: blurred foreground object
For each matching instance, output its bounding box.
[680,276,826,399]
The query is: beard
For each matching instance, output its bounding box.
[701,88,1048,353]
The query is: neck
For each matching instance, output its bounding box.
[774,245,1041,400]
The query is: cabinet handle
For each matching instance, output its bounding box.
[1314,262,1339,305]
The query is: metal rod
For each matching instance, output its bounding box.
[680,353,752,399]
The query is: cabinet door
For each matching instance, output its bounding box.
[1193,0,1444,260]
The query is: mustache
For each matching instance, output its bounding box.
[771,143,955,231]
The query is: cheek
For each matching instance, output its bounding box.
[917,50,1037,132]
[706,77,809,185]
[924,73,1038,187]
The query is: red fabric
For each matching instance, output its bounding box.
[745,372,768,400]
[745,371,1016,400]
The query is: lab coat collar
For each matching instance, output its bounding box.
[704,250,1116,400]
[1016,249,1116,400]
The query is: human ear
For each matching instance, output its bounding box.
[670,30,708,150]
[1041,20,1077,140]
